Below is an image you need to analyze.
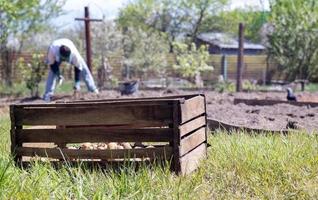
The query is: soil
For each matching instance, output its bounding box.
[1,89,318,132]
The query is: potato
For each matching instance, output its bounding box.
[108,142,118,149]
[88,145,94,150]
[97,146,107,150]
[81,142,91,150]
[98,143,108,149]
[121,142,132,149]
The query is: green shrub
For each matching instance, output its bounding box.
[17,53,46,97]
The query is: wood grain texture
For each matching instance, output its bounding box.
[180,143,207,175]
[180,95,205,123]
[10,105,20,163]
[180,127,206,156]
[17,128,173,143]
[14,104,173,126]
[62,93,201,104]
[172,101,181,173]
[179,115,206,137]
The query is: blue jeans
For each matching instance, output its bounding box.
[43,64,97,102]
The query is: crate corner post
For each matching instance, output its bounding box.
[10,104,22,165]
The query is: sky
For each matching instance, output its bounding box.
[54,0,270,29]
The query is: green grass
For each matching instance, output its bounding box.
[0,115,317,199]
[0,81,79,98]
[305,83,318,92]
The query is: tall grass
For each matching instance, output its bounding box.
[0,115,317,199]
[0,81,75,98]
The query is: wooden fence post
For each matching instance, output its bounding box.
[236,23,244,92]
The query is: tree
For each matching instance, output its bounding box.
[267,0,318,81]
[201,8,269,43]
[173,42,213,87]
[180,0,228,43]
[91,20,123,87]
[0,0,65,86]
[122,27,170,80]
[92,20,123,56]
[117,0,228,51]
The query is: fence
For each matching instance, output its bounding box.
[0,52,278,86]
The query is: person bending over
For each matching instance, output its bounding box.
[43,38,99,102]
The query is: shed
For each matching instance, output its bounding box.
[196,32,265,55]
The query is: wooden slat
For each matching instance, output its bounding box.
[180,95,205,123]
[15,99,175,108]
[180,143,206,175]
[10,105,21,163]
[17,128,173,143]
[10,105,16,156]
[172,101,181,173]
[15,94,202,108]
[65,93,201,104]
[234,98,318,107]
[15,104,172,126]
[180,127,206,156]
[16,146,173,160]
[179,115,206,137]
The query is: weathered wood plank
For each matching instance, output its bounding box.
[172,101,181,173]
[180,127,206,156]
[16,99,177,108]
[16,146,173,160]
[180,143,207,175]
[179,115,206,137]
[10,105,21,163]
[234,98,318,107]
[65,93,201,104]
[17,128,173,143]
[16,94,203,108]
[180,95,205,123]
[15,105,173,126]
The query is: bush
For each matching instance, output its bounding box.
[173,42,213,87]
[17,53,46,97]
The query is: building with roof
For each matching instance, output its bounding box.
[196,32,265,55]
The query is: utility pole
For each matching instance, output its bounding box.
[236,23,244,92]
[75,6,102,72]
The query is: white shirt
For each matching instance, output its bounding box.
[46,38,86,70]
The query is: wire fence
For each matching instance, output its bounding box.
[0,52,279,87]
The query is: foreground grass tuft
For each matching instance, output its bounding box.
[0,116,317,199]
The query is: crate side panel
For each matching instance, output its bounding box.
[180,143,207,175]
[180,95,205,123]
[17,128,173,143]
[179,115,206,137]
[16,99,178,108]
[15,105,173,126]
[180,127,206,156]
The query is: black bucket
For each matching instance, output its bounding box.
[119,80,139,95]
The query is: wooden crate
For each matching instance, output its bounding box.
[10,94,207,175]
